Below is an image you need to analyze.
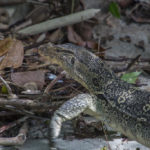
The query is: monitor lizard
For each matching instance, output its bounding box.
[39,43,150,149]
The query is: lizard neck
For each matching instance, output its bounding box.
[73,57,118,95]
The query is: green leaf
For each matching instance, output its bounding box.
[121,71,141,84]
[101,146,107,150]
[1,85,8,94]
[109,1,121,18]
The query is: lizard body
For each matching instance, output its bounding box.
[39,43,150,149]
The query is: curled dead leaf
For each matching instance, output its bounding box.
[0,38,24,70]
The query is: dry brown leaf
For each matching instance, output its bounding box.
[67,26,85,46]
[48,29,64,43]
[11,70,46,89]
[0,38,24,70]
[86,41,98,49]
[0,23,8,30]
[75,23,93,41]
[0,38,13,56]
[25,5,50,24]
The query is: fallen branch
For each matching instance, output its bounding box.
[0,122,28,146]
[44,71,66,94]
[0,97,64,114]
[17,9,100,35]
[104,56,150,62]
[0,98,50,110]
[0,0,26,6]
[0,116,28,133]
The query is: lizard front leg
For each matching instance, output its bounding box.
[49,93,94,149]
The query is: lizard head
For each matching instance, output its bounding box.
[39,43,115,92]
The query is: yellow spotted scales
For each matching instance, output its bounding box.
[39,43,150,149]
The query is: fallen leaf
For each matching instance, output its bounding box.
[0,38,24,70]
[0,38,13,56]
[1,85,8,94]
[0,23,8,30]
[101,146,107,150]
[25,5,50,24]
[86,41,98,49]
[67,26,85,46]
[11,70,46,89]
[75,22,94,41]
[9,3,32,26]
[48,29,64,43]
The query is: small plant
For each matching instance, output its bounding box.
[121,71,141,84]
[109,1,121,18]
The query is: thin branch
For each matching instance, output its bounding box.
[0,98,50,110]
[126,54,141,71]
[114,55,142,73]
[44,71,66,94]
[0,122,28,146]
[0,97,64,115]
[0,116,28,134]
[104,56,150,62]
[0,0,26,6]
[17,9,100,35]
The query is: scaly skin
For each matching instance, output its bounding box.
[39,43,150,149]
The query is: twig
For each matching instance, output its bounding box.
[0,105,35,116]
[112,55,142,73]
[0,97,64,115]
[51,93,77,100]
[104,56,150,62]
[71,0,75,13]
[28,0,49,6]
[101,122,112,150]
[0,116,28,133]
[17,9,100,35]
[49,84,73,93]
[0,122,28,146]
[126,54,141,71]
[0,97,50,110]
[0,111,17,117]
[44,71,66,94]
[14,19,32,31]
[0,0,26,6]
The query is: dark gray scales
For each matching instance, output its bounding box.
[39,43,150,149]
